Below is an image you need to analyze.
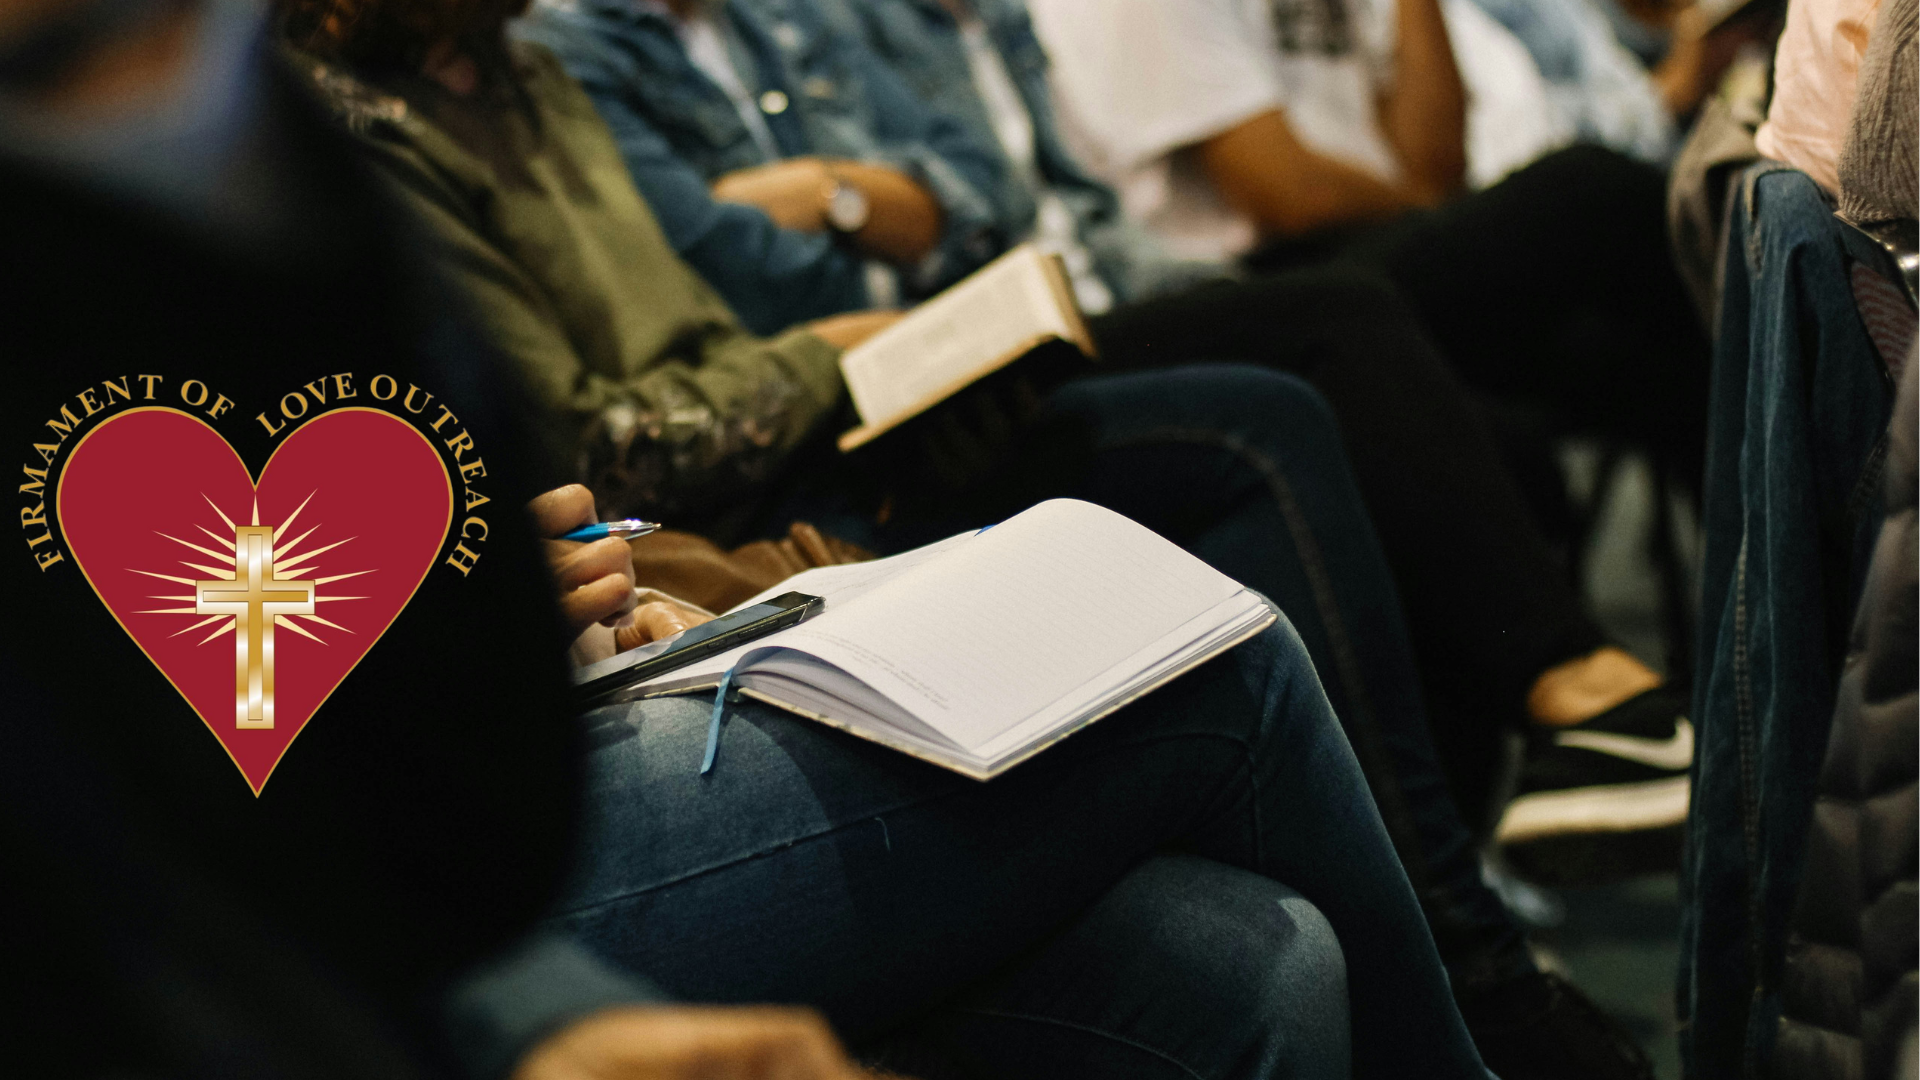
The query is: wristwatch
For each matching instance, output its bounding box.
[823,172,871,234]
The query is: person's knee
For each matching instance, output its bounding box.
[1104,856,1350,1076]
[1229,618,1324,718]
[1260,266,1414,326]
[1050,366,1348,463]
[863,858,1349,1079]
[1169,366,1345,449]
[1517,144,1665,211]
[1208,869,1347,1034]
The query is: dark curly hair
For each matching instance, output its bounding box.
[275,0,532,73]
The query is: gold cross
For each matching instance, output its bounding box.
[196,525,316,730]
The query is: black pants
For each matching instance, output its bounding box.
[1246,144,1712,490]
[1096,146,1711,814]
[1330,145,1713,486]
[1090,268,1608,818]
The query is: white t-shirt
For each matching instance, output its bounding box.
[1029,0,1398,259]
[956,16,1114,313]
[1444,0,1569,189]
[1028,0,1561,260]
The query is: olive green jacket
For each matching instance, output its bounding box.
[294,44,844,517]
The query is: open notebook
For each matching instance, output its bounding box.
[838,243,1096,451]
[610,500,1277,779]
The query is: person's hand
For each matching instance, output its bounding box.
[713,159,941,264]
[712,158,836,232]
[804,310,906,350]
[613,600,715,652]
[1652,4,1759,117]
[528,485,639,636]
[512,1005,910,1080]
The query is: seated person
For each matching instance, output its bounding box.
[1019,0,1711,481]
[1456,0,1761,168]
[1,3,1476,1075]
[539,0,1011,337]
[530,476,1505,1080]
[0,0,826,1071]
[517,0,1690,1020]
[520,0,1221,326]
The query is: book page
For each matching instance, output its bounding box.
[761,500,1246,752]
[622,531,979,691]
[839,244,1075,443]
[962,592,1274,765]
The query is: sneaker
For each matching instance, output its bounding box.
[1457,971,1655,1080]
[1496,687,1692,886]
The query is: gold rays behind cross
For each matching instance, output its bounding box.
[131,492,373,730]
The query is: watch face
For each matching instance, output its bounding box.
[828,182,870,233]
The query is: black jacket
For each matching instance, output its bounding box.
[1773,358,1919,1080]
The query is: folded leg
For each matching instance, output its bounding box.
[551,621,1490,1080]
[866,855,1349,1080]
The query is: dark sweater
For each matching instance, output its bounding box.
[1836,0,1917,231]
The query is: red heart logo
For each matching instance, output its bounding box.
[57,407,453,793]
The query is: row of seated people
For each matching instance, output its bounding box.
[6,16,1510,1076]
[0,0,1909,1076]
[504,0,1712,869]
[512,0,1712,866]
[272,0,1714,1074]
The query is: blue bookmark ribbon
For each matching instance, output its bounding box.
[700,665,739,775]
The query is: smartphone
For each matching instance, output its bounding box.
[572,591,824,703]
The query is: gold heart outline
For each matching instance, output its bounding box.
[56,405,456,796]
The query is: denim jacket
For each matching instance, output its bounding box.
[836,0,1220,302]
[516,0,1005,335]
[1681,164,1899,1078]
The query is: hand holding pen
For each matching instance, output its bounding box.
[557,519,662,543]
[529,486,656,635]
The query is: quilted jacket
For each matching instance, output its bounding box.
[1772,358,1919,1080]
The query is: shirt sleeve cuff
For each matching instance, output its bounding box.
[768,328,849,414]
[875,146,1001,292]
[442,932,669,1080]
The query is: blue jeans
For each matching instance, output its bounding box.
[1680,165,1898,1079]
[553,621,1492,1080]
[764,365,1534,990]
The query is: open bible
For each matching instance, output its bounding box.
[604,500,1277,779]
[838,243,1097,451]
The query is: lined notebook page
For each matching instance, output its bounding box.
[719,532,975,615]
[765,500,1243,751]
[840,244,1070,429]
[634,533,977,689]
